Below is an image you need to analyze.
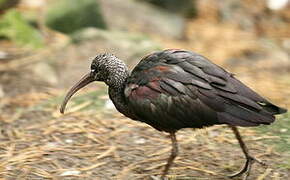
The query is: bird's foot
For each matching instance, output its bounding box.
[228,155,267,180]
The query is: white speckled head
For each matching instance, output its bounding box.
[60,53,129,113]
[91,53,129,87]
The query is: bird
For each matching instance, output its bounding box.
[60,49,287,179]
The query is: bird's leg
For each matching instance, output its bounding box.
[228,126,266,180]
[162,132,178,178]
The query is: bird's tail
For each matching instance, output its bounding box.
[217,101,287,127]
[262,103,287,115]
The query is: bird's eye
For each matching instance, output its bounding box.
[90,69,95,74]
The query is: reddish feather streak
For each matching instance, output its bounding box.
[148,81,163,92]
[131,85,160,100]
[152,66,170,72]
[129,65,170,100]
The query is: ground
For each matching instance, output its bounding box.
[0,88,289,180]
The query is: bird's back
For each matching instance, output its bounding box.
[124,49,287,132]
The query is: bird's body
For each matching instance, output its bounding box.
[106,49,285,132]
[60,49,287,179]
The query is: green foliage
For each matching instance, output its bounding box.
[45,0,106,35]
[0,0,6,6]
[257,112,290,152]
[0,9,43,48]
[256,112,290,169]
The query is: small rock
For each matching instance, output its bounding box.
[99,0,185,39]
[134,137,146,144]
[104,99,115,110]
[270,50,289,64]
[280,128,288,133]
[22,0,46,8]
[45,142,59,148]
[65,139,73,143]
[282,39,290,50]
[60,170,81,176]
[71,28,161,66]
[266,0,289,10]
[31,62,58,85]
[0,85,4,98]
[150,175,162,180]
[5,165,13,171]
[208,130,220,137]
[0,51,8,60]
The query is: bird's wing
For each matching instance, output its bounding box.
[125,49,285,131]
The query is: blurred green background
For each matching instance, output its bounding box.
[0,0,289,179]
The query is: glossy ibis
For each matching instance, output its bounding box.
[60,49,287,179]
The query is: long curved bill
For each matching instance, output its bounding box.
[60,72,95,114]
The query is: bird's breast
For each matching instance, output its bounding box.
[125,83,162,100]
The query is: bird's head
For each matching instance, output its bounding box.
[60,53,128,114]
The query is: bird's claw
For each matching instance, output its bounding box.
[228,156,267,180]
[252,156,267,166]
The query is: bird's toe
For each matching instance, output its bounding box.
[228,155,267,179]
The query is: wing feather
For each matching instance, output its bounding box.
[125,49,286,131]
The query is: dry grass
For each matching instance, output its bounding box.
[0,89,289,180]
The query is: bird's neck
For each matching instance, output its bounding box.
[107,67,133,118]
[108,80,132,118]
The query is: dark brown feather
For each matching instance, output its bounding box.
[125,49,286,131]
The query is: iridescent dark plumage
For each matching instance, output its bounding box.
[60,49,287,179]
